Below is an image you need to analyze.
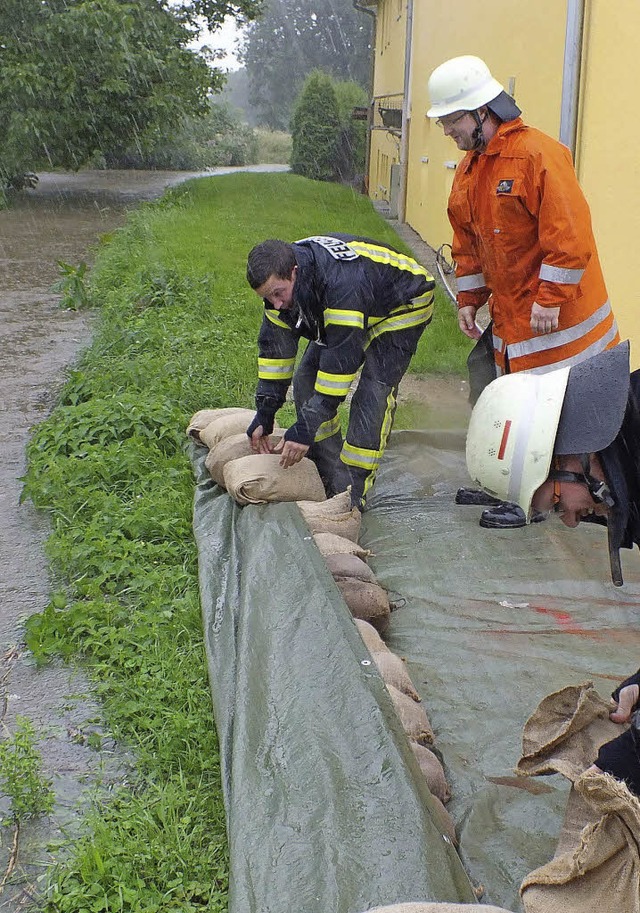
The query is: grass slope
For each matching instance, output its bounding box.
[22,173,468,911]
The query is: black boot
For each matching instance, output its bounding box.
[455,487,502,507]
[479,502,545,529]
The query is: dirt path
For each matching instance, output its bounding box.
[0,168,467,906]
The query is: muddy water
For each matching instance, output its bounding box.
[0,167,288,908]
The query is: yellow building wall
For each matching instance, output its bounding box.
[368,0,406,202]
[577,0,640,368]
[405,0,567,252]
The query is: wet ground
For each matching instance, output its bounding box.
[0,165,292,907]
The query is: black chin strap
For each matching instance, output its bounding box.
[471,110,488,149]
[548,455,623,586]
[547,454,616,508]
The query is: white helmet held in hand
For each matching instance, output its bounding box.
[465,370,570,520]
[427,55,505,118]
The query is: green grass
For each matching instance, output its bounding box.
[21,172,467,911]
[254,128,292,164]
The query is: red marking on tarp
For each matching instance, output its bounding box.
[533,605,585,633]
[497,420,512,460]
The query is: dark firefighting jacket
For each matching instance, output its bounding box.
[253,234,434,446]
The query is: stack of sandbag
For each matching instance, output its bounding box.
[187,407,327,504]
[298,491,390,633]
[296,489,455,835]
[516,682,640,913]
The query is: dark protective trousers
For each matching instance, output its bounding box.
[293,323,427,509]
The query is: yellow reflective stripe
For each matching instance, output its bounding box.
[365,303,433,346]
[340,441,383,470]
[347,241,432,278]
[314,414,341,443]
[324,308,365,329]
[265,309,292,330]
[257,357,295,381]
[315,370,357,397]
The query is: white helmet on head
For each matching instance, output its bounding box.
[427,55,505,118]
[466,370,570,520]
[466,342,632,521]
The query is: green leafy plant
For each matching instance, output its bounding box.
[0,717,54,821]
[51,261,90,310]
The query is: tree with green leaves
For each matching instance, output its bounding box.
[0,0,263,186]
[290,70,341,182]
[239,0,372,131]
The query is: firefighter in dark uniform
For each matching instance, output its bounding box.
[245,234,435,510]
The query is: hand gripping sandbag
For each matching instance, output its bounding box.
[223,453,326,505]
[297,490,362,542]
[205,432,282,488]
[186,407,250,443]
[199,410,257,450]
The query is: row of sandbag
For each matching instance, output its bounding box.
[187,406,456,843]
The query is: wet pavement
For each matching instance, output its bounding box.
[0,165,286,908]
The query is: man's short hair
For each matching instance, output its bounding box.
[247,239,296,289]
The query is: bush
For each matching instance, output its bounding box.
[105,101,259,170]
[290,71,341,182]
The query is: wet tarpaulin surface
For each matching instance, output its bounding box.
[191,444,477,913]
[361,431,640,913]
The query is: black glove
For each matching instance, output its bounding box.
[246,410,274,439]
[595,713,640,797]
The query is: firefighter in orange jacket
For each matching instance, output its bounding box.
[427,55,620,528]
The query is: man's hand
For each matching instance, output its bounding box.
[273,438,309,468]
[610,683,640,723]
[530,302,560,334]
[250,425,274,455]
[457,305,482,340]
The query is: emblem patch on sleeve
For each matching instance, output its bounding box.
[496,179,514,194]
[298,235,360,260]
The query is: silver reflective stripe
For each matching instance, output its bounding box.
[506,382,540,505]
[507,300,613,359]
[539,263,585,284]
[521,321,619,374]
[492,332,504,353]
[457,272,486,291]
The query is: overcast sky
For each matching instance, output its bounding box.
[190,17,246,70]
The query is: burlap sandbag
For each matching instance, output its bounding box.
[354,618,390,654]
[297,490,362,542]
[205,432,282,487]
[361,904,514,912]
[186,407,249,442]
[313,533,371,560]
[326,553,378,584]
[520,771,640,913]
[429,794,458,846]
[223,454,326,506]
[410,741,451,805]
[387,684,434,746]
[334,576,390,634]
[199,410,257,450]
[372,650,420,702]
[516,682,622,782]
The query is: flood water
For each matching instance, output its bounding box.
[0,166,285,908]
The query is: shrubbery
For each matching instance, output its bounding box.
[290,71,368,185]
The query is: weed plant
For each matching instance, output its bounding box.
[0,717,55,821]
[22,173,467,911]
